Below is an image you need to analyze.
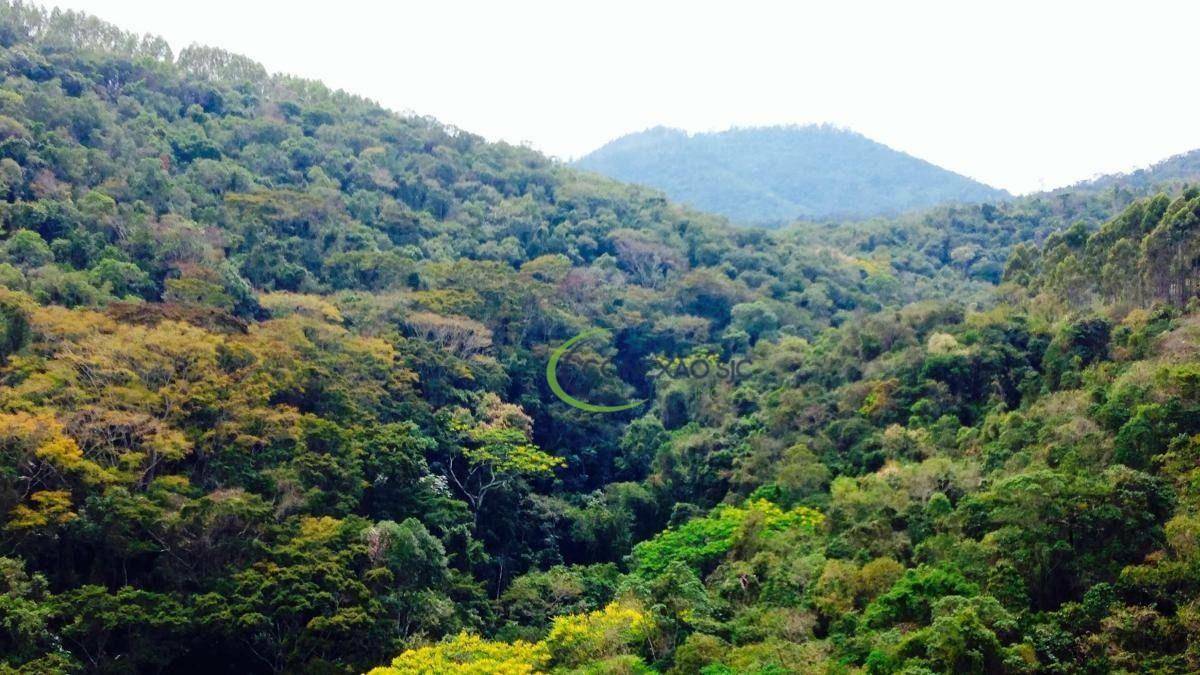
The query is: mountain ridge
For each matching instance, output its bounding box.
[1054,147,1200,195]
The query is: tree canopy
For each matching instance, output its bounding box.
[1,2,1200,674]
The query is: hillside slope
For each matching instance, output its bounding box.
[1057,147,1200,194]
[573,125,1009,224]
[4,3,1200,674]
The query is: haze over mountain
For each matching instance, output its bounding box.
[573,125,1010,224]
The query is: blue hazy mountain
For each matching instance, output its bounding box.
[573,125,1010,224]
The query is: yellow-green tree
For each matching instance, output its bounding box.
[368,632,549,675]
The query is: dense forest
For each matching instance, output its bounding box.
[2,3,1200,674]
[573,126,1008,224]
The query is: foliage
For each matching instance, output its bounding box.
[367,632,549,675]
[630,500,824,579]
[2,3,1200,674]
[370,600,648,674]
[543,601,651,668]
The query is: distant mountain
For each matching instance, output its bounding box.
[573,125,1010,224]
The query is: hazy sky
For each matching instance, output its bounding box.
[46,0,1200,194]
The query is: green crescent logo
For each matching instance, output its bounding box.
[547,329,644,413]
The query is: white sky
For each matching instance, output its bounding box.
[43,0,1200,194]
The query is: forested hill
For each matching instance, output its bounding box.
[1061,147,1200,194]
[573,125,1009,224]
[5,3,1200,674]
